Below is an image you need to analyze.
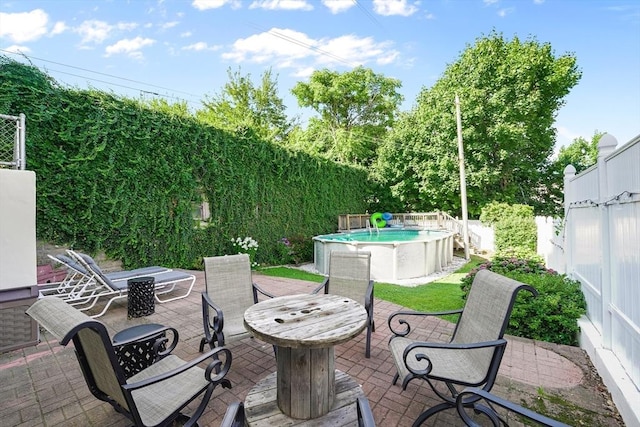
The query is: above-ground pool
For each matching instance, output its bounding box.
[313,229,454,283]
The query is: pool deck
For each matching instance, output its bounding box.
[0,269,625,426]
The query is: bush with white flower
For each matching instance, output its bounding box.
[231,236,259,268]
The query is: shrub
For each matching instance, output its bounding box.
[231,236,259,268]
[461,257,586,346]
[275,234,314,265]
[480,202,533,225]
[480,202,537,255]
[494,215,537,253]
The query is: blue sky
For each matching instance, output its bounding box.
[1,0,639,151]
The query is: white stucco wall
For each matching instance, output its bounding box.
[0,169,37,290]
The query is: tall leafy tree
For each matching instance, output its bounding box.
[556,131,602,173]
[291,66,403,166]
[377,31,581,216]
[538,131,603,216]
[197,67,294,142]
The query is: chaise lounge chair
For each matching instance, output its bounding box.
[40,253,170,299]
[54,250,196,318]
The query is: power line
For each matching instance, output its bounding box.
[44,68,201,106]
[352,0,386,32]
[247,23,360,68]
[0,48,201,98]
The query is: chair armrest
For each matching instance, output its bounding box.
[252,282,276,301]
[356,396,376,427]
[364,280,374,308]
[202,291,224,330]
[122,346,233,392]
[456,388,570,427]
[311,277,328,294]
[221,401,246,427]
[113,325,178,352]
[388,309,463,337]
[402,339,507,377]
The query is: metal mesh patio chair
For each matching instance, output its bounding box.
[387,269,537,426]
[313,250,375,357]
[456,387,570,426]
[221,401,246,427]
[199,253,275,352]
[357,396,376,426]
[26,296,233,427]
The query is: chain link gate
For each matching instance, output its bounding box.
[0,113,26,170]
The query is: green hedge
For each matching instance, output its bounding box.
[1,56,393,268]
[460,257,586,346]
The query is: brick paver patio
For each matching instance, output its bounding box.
[0,269,622,426]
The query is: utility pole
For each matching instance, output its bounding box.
[455,95,470,260]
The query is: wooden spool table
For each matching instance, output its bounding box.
[244,293,367,421]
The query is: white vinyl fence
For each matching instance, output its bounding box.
[546,133,639,426]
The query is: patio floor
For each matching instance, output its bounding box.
[0,269,625,426]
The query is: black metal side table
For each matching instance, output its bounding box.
[127,276,155,318]
[112,323,176,378]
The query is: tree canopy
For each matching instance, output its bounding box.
[376,31,581,217]
[290,66,403,166]
[555,131,601,173]
[197,67,294,143]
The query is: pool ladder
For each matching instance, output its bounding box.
[366,220,380,235]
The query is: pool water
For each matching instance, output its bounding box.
[317,229,444,243]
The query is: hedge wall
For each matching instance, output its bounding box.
[1,57,391,268]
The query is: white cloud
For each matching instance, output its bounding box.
[182,41,221,51]
[249,0,313,10]
[223,28,315,64]
[0,9,49,43]
[483,0,499,5]
[116,22,139,31]
[423,11,435,20]
[222,28,400,75]
[372,0,418,17]
[497,7,514,17]
[318,35,395,66]
[191,0,241,10]
[50,21,68,36]
[293,66,315,78]
[533,0,545,4]
[322,0,354,14]
[105,36,155,59]
[3,45,31,54]
[76,20,113,44]
[181,31,193,37]
[161,21,180,29]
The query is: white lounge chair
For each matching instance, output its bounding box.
[55,250,196,318]
[40,253,170,299]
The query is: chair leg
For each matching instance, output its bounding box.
[365,323,372,358]
[199,337,207,353]
[412,401,454,427]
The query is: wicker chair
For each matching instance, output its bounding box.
[27,297,234,427]
[456,388,570,426]
[388,270,537,426]
[313,250,375,357]
[199,253,275,352]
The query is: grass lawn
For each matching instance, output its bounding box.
[258,254,487,322]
